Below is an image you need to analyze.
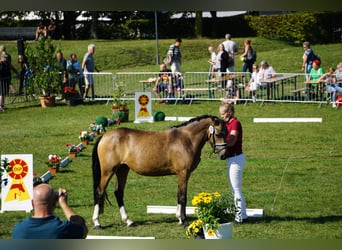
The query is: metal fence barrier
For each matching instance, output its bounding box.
[4,72,334,107]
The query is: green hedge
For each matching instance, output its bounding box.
[245,11,342,45]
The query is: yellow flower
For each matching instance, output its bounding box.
[207,229,215,236]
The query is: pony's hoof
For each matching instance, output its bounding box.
[127,220,136,227]
[93,225,102,230]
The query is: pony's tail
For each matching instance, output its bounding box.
[92,135,104,210]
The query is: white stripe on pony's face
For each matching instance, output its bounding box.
[209,125,214,135]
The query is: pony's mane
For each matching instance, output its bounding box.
[171,115,218,128]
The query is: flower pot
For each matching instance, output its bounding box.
[203,222,233,239]
[48,165,59,174]
[81,140,89,146]
[69,152,77,158]
[39,96,56,108]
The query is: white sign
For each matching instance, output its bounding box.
[134,92,153,123]
[1,154,33,213]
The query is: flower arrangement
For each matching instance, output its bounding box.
[79,131,90,141]
[186,191,236,238]
[66,143,81,154]
[46,154,61,168]
[89,123,104,133]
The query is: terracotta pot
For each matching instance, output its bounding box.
[48,166,59,174]
[69,152,77,158]
[39,96,56,107]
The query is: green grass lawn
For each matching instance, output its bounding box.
[0,37,341,239]
[2,37,342,74]
[0,100,341,239]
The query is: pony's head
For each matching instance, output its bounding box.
[207,117,228,160]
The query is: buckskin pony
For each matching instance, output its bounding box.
[91,115,228,228]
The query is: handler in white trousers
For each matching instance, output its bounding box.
[219,103,248,223]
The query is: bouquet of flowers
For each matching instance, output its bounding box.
[89,123,104,133]
[66,144,81,154]
[186,191,236,238]
[79,130,90,141]
[46,154,61,168]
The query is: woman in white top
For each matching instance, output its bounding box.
[208,46,218,79]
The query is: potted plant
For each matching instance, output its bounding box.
[89,122,104,136]
[112,82,129,122]
[79,131,90,146]
[66,143,81,158]
[46,154,61,174]
[25,36,62,107]
[186,191,236,239]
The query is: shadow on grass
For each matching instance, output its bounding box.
[262,215,342,224]
[93,217,184,230]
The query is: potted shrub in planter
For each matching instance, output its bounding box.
[112,82,129,122]
[25,37,62,107]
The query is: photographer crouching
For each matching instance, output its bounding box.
[12,183,88,239]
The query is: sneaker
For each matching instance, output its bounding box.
[252,95,256,103]
[0,107,4,112]
[332,102,337,108]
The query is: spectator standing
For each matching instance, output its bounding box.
[218,43,229,89]
[12,183,88,239]
[167,38,182,77]
[302,41,317,81]
[219,103,248,223]
[222,33,238,72]
[240,39,255,75]
[208,46,218,79]
[1,45,20,93]
[0,53,11,111]
[82,44,99,100]
[56,51,67,73]
[67,53,84,96]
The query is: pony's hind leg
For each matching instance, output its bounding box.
[92,187,104,229]
[115,165,134,226]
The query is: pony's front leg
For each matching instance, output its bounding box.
[176,175,190,226]
[119,206,134,226]
[176,204,183,225]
